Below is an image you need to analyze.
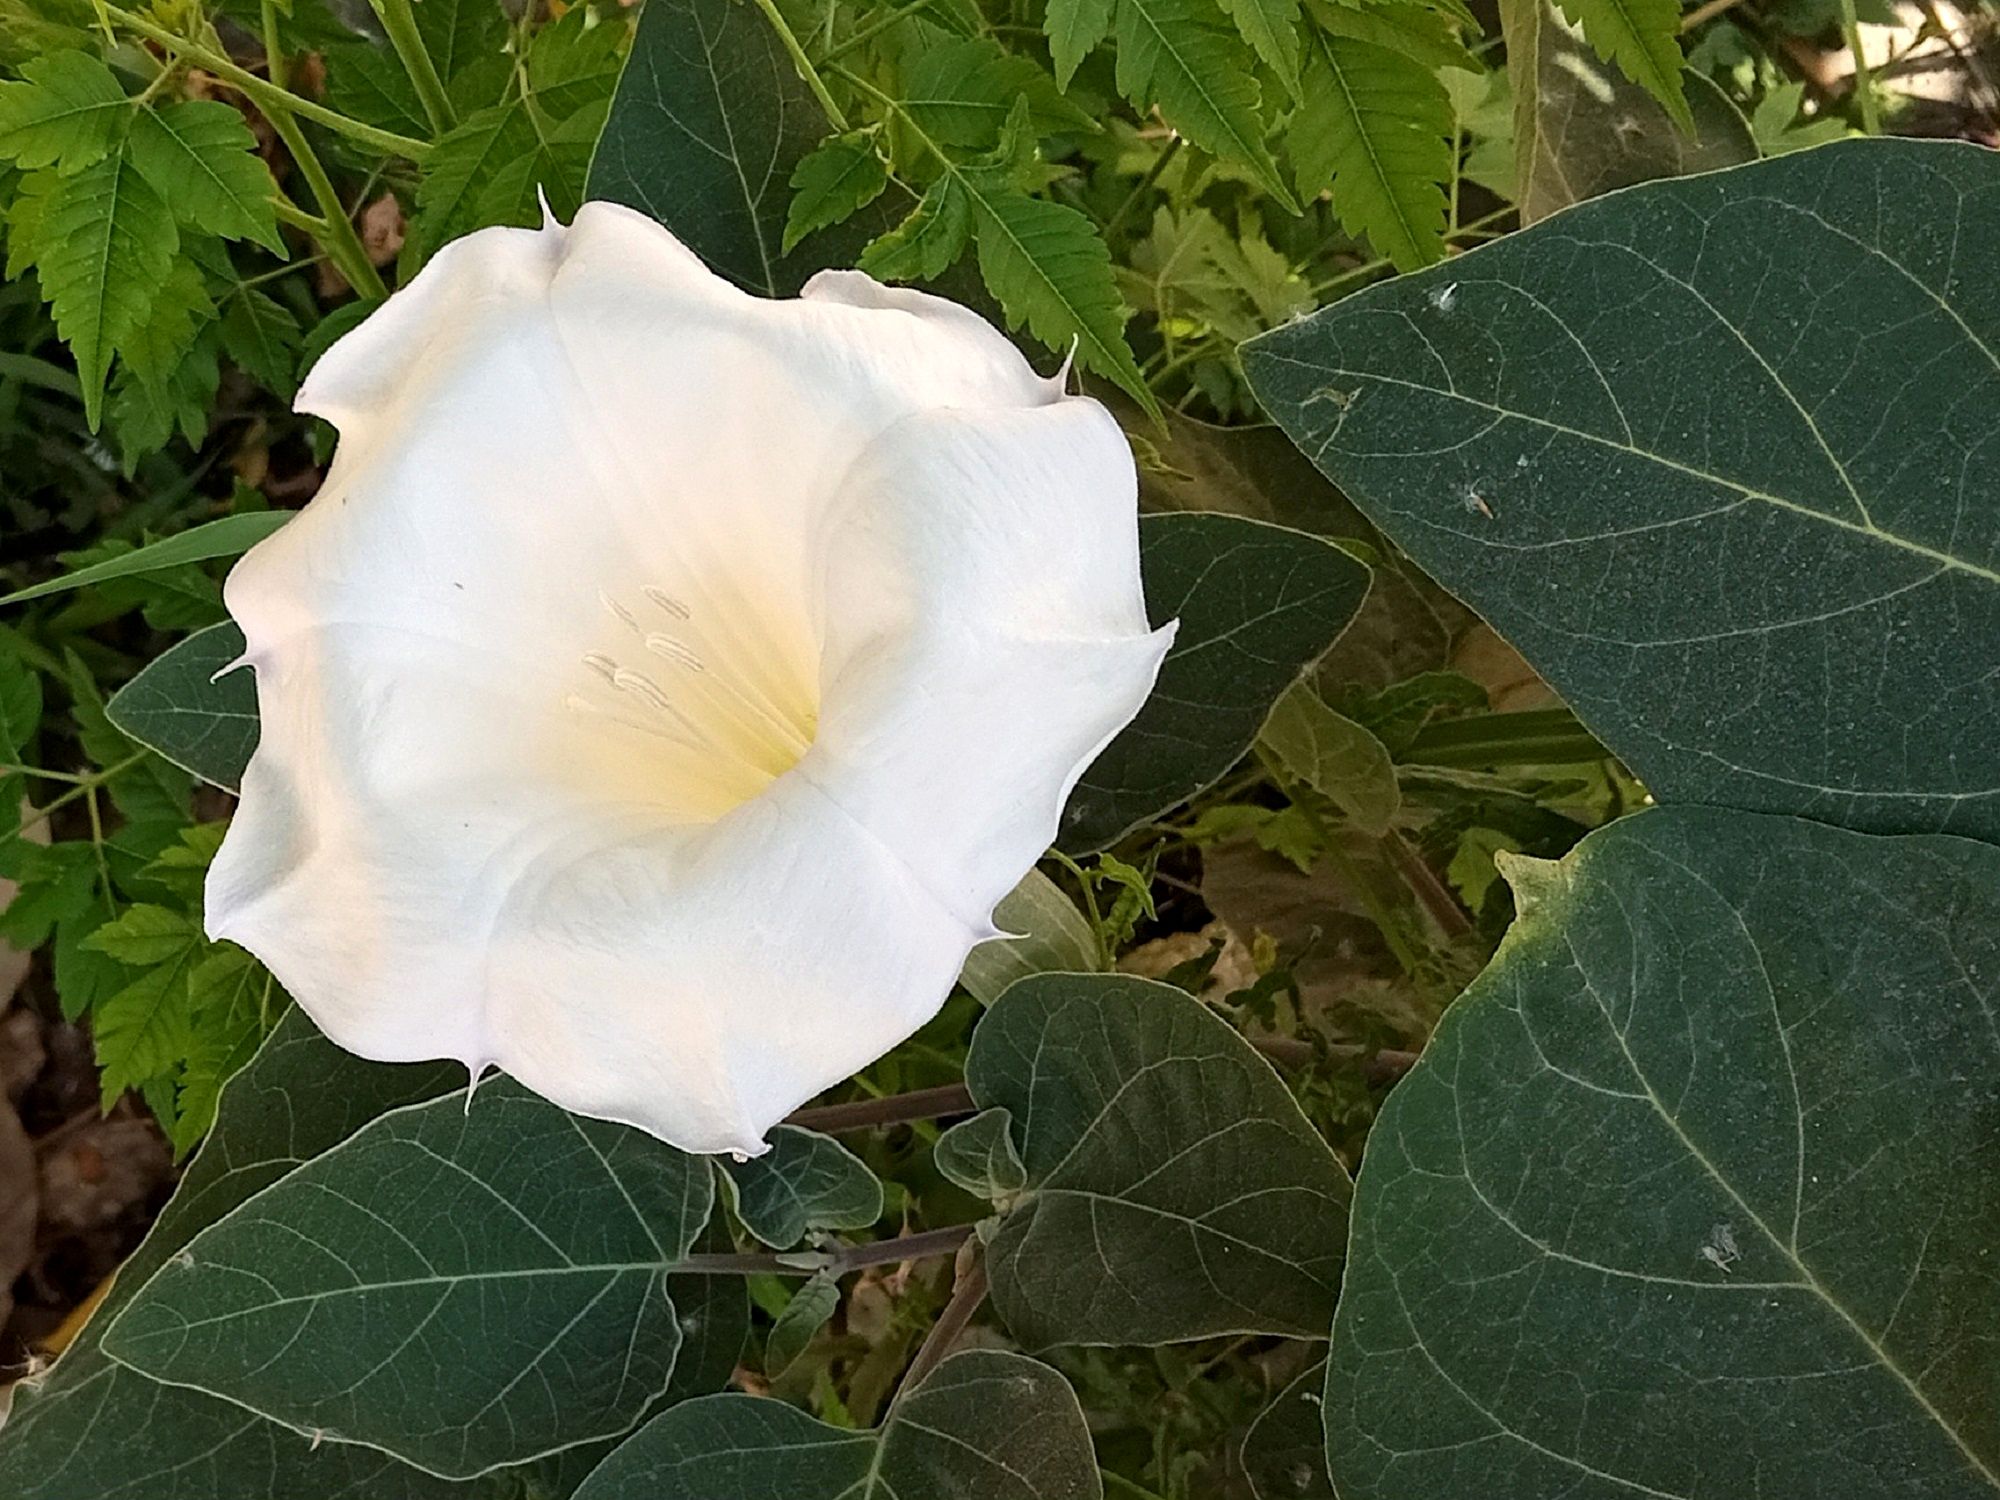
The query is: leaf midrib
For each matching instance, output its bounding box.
[1252,348,2000,587]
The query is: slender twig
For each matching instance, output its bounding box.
[1102,136,1182,243]
[1838,0,1884,131]
[263,108,389,302]
[1386,831,1474,940]
[786,1082,976,1133]
[896,1243,988,1398]
[1679,0,1750,32]
[260,0,286,89]
[99,5,433,161]
[748,0,850,130]
[674,1224,974,1277]
[826,0,938,59]
[369,0,456,133]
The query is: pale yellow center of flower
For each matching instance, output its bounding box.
[566,585,818,821]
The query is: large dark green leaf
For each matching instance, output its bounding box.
[105,621,257,792]
[1244,140,2000,842]
[572,1349,1101,1500]
[968,974,1351,1347]
[0,1013,473,1499]
[103,1080,713,1479]
[587,0,898,295]
[1502,0,1756,224]
[1060,513,1369,853]
[1241,1360,1334,1500]
[1326,807,2000,1499]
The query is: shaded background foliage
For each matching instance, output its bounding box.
[1,0,1997,1494]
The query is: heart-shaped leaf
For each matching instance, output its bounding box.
[104,1079,713,1478]
[104,621,257,791]
[1325,807,2000,1498]
[1062,514,1370,853]
[934,1107,1028,1201]
[721,1124,883,1249]
[571,1349,1100,1500]
[1244,139,2000,842]
[968,973,1351,1347]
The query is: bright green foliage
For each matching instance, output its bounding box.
[10,152,176,426]
[1258,682,1401,834]
[1217,0,1304,95]
[0,50,127,171]
[902,38,1095,148]
[126,101,285,254]
[1555,0,1692,129]
[784,131,890,252]
[1113,0,1296,207]
[1289,30,1453,269]
[857,173,971,281]
[217,286,305,397]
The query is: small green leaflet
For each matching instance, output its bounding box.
[719,1124,883,1248]
[900,38,1096,149]
[857,173,971,282]
[1553,0,1690,130]
[932,1107,1027,1200]
[572,1350,1103,1500]
[1216,0,1302,95]
[126,101,286,254]
[0,51,129,172]
[783,132,890,254]
[957,868,1101,1005]
[1257,682,1400,834]
[1288,29,1451,270]
[1325,808,2000,1498]
[9,152,176,429]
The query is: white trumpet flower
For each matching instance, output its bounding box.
[205,204,1172,1155]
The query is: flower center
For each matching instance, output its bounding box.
[566,585,818,821]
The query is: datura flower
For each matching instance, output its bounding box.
[205,204,1172,1156]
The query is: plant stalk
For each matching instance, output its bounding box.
[674,1223,974,1277]
[749,0,850,130]
[263,108,389,301]
[369,0,457,133]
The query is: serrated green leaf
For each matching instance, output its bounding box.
[83,901,199,965]
[114,255,214,398]
[763,1269,838,1376]
[219,285,305,396]
[957,868,1101,1004]
[1259,682,1400,833]
[0,50,129,172]
[1554,0,1690,130]
[1243,139,2000,842]
[1114,0,1297,209]
[1062,513,1369,853]
[933,1107,1027,1200]
[1325,808,2000,1498]
[858,172,972,281]
[93,953,199,1105]
[412,101,533,249]
[1503,0,1754,223]
[1,512,288,606]
[105,621,260,791]
[126,100,285,253]
[13,152,177,428]
[1215,0,1302,94]
[105,1080,715,1478]
[572,1350,1101,1500]
[1046,0,1115,87]
[783,132,890,254]
[1288,31,1451,270]
[1310,2,1480,73]
[902,38,1095,149]
[169,947,267,1155]
[0,650,39,755]
[969,974,1351,1347]
[591,0,905,295]
[962,178,1152,411]
[722,1124,884,1248]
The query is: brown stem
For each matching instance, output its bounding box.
[896,1242,988,1400]
[1386,832,1474,940]
[784,1083,974,1133]
[674,1223,974,1278]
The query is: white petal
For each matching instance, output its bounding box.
[209,207,1159,1153]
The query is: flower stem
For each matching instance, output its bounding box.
[785,1082,975,1133]
[895,1243,986,1398]
[368,0,456,134]
[98,4,433,162]
[260,0,286,89]
[748,0,849,131]
[1838,0,1883,133]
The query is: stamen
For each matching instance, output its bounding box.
[644,634,707,673]
[644,587,693,620]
